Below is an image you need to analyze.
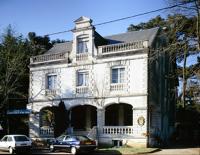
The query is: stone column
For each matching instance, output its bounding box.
[132,108,147,137]
[85,106,91,130]
[97,109,105,133]
[29,113,40,138]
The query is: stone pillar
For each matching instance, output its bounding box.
[67,110,73,134]
[29,113,40,138]
[85,106,91,130]
[118,104,124,126]
[68,110,72,127]
[97,109,105,133]
[132,108,147,137]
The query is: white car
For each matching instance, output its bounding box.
[0,134,32,154]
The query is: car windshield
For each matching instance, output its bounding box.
[56,135,66,141]
[14,136,29,142]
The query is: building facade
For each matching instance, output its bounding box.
[28,16,177,147]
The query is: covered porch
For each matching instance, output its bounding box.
[37,102,147,146]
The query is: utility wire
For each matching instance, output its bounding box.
[45,0,197,36]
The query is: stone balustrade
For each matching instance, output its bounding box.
[40,126,54,137]
[76,53,89,61]
[98,40,148,55]
[30,52,68,64]
[76,86,88,94]
[110,83,125,91]
[102,126,134,135]
[45,89,57,96]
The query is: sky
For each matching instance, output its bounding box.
[0,0,169,41]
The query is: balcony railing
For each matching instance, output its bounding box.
[30,52,68,64]
[76,86,88,94]
[76,53,89,61]
[102,126,134,135]
[45,89,57,96]
[40,126,54,137]
[110,83,125,91]
[98,40,148,55]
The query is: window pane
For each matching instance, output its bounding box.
[111,68,125,83]
[119,68,125,83]
[78,73,83,86]
[77,40,88,53]
[14,136,29,142]
[77,72,88,86]
[112,68,118,83]
[47,75,57,89]
[78,42,83,53]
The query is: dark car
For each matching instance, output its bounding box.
[48,134,97,154]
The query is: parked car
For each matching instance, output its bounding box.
[0,134,32,154]
[48,134,97,154]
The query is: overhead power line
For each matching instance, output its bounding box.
[45,0,197,37]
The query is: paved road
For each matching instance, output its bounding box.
[1,147,200,154]
[0,149,72,154]
[151,147,200,155]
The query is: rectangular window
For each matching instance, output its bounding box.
[77,40,88,53]
[77,71,88,86]
[111,67,125,83]
[47,75,57,90]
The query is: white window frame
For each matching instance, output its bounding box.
[76,70,89,87]
[111,66,125,84]
[77,37,89,54]
[46,74,57,90]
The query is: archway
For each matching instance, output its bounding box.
[105,103,133,126]
[71,105,97,131]
[40,106,55,128]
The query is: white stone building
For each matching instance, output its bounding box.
[28,16,177,147]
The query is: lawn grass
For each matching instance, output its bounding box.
[95,145,159,154]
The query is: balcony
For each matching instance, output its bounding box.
[76,86,88,94]
[110,83,126,91]
[30,52,68,64]
[76,53,89,61]
[102,126,134,135]
[45,89,57,96]
[40,126,54,138]
[98,40,148,55]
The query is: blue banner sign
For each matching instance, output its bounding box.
[7,109,31,115]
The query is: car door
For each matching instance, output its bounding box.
[0,136,8,150]
[54,135,66,148]
[62,136,71,148]
[7,136,14,149]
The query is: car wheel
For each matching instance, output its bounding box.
[9,147,14,154]
[49,144,55,152]
[70,147,77,154]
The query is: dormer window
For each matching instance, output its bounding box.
[77,37,89,54]
[76,35,89,61]
[77,39,88,53]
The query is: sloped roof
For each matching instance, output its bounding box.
[74,16,92,23]
[45,41,72,54]
[45,27,159,54]
[105,27,159,46]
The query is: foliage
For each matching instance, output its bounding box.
[0,26,28,109]
[28,32,52,56]
[41,109,55,127]
[0,25,65,134]
[127,15,166,31]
